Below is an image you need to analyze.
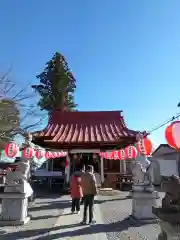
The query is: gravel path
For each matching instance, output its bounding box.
[98,191,164,240]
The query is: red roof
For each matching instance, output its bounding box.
[33,111,142,146]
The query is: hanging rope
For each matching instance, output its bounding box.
[148,112,180,135]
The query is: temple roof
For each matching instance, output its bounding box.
[32,111,143,148]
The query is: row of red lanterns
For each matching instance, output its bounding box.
[3,121,179,161]
[4,142,67,159]
[99,137,152,160]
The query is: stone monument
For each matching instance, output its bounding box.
[0,133,33,226]
[152,175,180,240]
[131,158,158,220]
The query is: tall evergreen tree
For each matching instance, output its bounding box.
[32,52,77,113]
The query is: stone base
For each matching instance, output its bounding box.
[132,190,157,220]
[0,216,30,226]
[132,184,154,192]
[159,221,180,240]
[128,191,132,198]
[0,193,29,225]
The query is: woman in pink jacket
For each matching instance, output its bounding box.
[70,171,83,213]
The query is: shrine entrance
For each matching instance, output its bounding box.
[70,153,100,174]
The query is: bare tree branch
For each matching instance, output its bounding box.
[0,71,47,143]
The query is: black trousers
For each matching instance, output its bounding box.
[81,197,84,204]
[71,198,80,212]
[83,194,94,223]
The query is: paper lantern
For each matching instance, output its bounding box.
[51,152,56,158]
[125,146,138,159]
[57,152,61,157]
[101,152,108,159]
[104,152,110,159]
[5,142,19,158]
[55,152,59,157]
[45,151,52,159]
[51,152,57,158]
[35,150,44,159]
[137,137,152,156]
[107,152,113,159]
[111,151,120,160]
[22,147,35,159]
[119,149,126,160]
[99,152,105,158]
[165,121,180,149]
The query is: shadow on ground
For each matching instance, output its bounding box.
[29,200,71,212]
[0,216,151,239]
[95,196,130,205]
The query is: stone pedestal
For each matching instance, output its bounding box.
[0,192,30,226]
[158,221,180,240]
[132,185,157,220]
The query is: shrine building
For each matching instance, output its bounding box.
[32,110,144,188]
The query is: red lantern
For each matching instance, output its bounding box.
[165,121,180,149]
[50,152,54,158]
[5,142,19,158]
[51,152,57,158]
[45,151,52,159]
[22,147,35,159]
[125,146,138,159]
[35,150,44,159]
[107,152,112,159]
[119,149,126,160]
[102,152,108,159]
[111,151,120,160]
[137,137,152,156]
[99,152,105,158]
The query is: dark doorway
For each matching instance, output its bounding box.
[70,153,100,174]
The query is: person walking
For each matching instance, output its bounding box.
[81,165,97,225]
[70,170,83,214]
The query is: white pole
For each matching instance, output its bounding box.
[65,154,70,183]
[100,156,104,183]
[123,160,127,173]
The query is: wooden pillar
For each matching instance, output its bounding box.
[100,156,104,183]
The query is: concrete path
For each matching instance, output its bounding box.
[0,191,164,239]
[47,195,108,240]
[0,194,107,240]
[0,195,66,240]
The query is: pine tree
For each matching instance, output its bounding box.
[32,52,77,113]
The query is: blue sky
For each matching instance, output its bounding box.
[0,0,180,147]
